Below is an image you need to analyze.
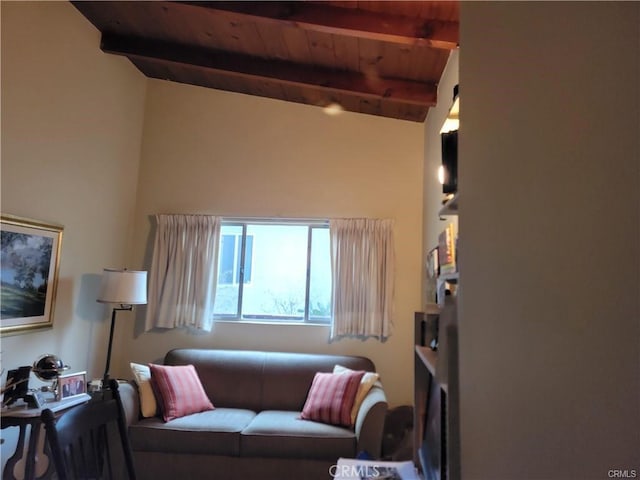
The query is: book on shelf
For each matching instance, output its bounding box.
[438,223,457,274]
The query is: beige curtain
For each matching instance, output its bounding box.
[145,214,221,331]
[329,218,395,341]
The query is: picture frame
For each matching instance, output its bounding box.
[2,366,32,407]
[57,371,87,401]
[1,214,63,336]
[425,246,439,305]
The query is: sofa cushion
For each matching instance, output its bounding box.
[164,349,265,411]
[129,408,256,456]
[164,349,377,412]
[241,411,356,460]
[130,362,157,418]
[300,370,365,427]
[260,353,375,412]
[333,364,380,425]
[150,363,214,421]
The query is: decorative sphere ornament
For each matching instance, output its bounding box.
[32,354,69,381]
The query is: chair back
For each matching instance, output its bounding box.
[41,379,136,480]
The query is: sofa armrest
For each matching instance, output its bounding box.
[117,380,141,427]
[354,385,388,459]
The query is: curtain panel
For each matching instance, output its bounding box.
[329,218,395,341]
[145,214,221,331]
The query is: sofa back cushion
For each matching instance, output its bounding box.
[164,349,376,412]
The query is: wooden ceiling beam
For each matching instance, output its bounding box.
[177,1,458,50]
[101,34,438,107]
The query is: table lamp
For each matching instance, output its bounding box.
[97,268,147,387]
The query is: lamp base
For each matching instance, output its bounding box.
[88,379,103,393]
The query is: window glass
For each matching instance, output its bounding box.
[214,224,242,315]
[213,220,331,323]
[309,227,331,322]
[242,235,253,283]
[219,234,236,285]
[241,224,307,320]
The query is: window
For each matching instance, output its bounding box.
[213,220,331,324]
[218,232,253,285]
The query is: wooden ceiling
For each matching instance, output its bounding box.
[72,1,459,122]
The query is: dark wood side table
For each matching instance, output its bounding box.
[1,394,91,480]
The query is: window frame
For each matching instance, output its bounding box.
[213,218,331,325]
[218,230,254,286]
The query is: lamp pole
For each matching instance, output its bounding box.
[102,305,132,388]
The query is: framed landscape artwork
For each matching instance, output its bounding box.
[1,214,63,335]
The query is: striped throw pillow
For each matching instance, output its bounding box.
[333,364,380,425]
[149,364,214,422]
[300,370,365,427]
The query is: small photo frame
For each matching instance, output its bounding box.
[2,366,32,407]
[425,247,439,304]
[57,371,87,401]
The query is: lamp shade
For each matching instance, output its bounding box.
[97,269,147,305]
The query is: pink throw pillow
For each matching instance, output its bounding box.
[149,364,214,422]
[300,370,365,427]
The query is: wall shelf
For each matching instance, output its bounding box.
[439,271,459,284]
[439,193,459,216]
[414,307,459,480]
[424,303,442,315]
[416,83,460,480]
[415,346,447,393]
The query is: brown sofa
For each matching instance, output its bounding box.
[118,348,388,480]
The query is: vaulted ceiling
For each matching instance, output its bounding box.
[72,1,459,122]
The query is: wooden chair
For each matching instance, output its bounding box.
[41,379,137,480]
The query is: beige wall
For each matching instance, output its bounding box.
[460,2,639,478]
[119,80,424,406]
[1,0,145,468]
[1,0,423,416]
[5,2,637,477]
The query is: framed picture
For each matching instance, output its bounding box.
[57,371,87,401]
[2,366,32,407]
[1,214,63,336]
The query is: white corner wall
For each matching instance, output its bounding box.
[460,2,639,478]
[121,80,424,406]
[1,2,145,468]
